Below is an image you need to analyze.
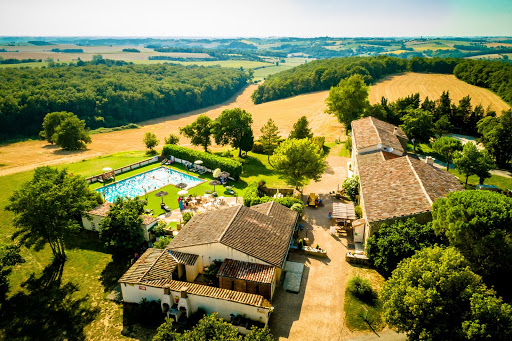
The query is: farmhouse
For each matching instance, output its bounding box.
[350,116,463,244]
[81,202,158,241]
[118,202,298,327]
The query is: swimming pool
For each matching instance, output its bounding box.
[95,167,204,202]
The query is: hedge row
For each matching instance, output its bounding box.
[162,144,243,180]
[243,182,304,208]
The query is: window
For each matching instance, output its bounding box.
[255,285,259,295]
[231,280,235,290]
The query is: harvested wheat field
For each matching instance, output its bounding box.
[369,72,511,113]
[0,85,339,176]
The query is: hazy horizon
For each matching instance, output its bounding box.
[1,0,511,38]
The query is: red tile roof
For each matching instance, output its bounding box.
[87,202,113,217]
[142,215,158,225]
[169,203,297,267]
[217,259,275,284]
[352,117,408,155]
[358,155,463,223]
[118,249,271,308]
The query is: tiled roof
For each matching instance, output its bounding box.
[352,117,408,155]
[142,215,158,225]
[357,150,401,168]
[119,250,271,308]
[168,250,198,266]
[251,201,299,226]
[168,204,296,267]
[217,259,276,284]
[358,155,463,223]
[408,157,464,202]
[87,202,113,217]
[119,248,172,284]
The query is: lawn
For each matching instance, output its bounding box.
[0,147,288,339]
[344,270,386,332]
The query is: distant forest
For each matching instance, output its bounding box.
[251,56,459,104]
[454,60,512,104]
[0,63,250,140]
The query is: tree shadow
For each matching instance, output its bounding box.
[64,229,107,253]
[100,260,130,293]
[0,258,100,340]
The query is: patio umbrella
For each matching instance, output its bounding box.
[194,160,203,165]
[102,167,113,172]
[209,180,221,192]
[213,168,221,178]
[155,190,168,204]
[177,190,188,196]
[175,183,187,190]
[219,171,230,178]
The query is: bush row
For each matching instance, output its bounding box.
[162,144,242,180]
[243,182,304,208]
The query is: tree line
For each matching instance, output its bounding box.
[251,56,459,104]
[0,63,250,140]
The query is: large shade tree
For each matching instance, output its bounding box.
[381,246,512,341]
[100,197,146,263]
[39,111,74,144]
[477,110,512,167]
[270,138,326,193]
[366,219,445,277]
[453,142,495,186]
[179,114,213,152]
[399,108,433,151]
[326,74,369,133]
[432,136,463,171]
[432,190,512,298]
[6,167,100,260]
[213,108,254,157]
[53,114,92,150]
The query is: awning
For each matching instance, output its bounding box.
[332,202,357,220]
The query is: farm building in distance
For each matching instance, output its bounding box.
[118,202,298,330]
[350,116,463,245]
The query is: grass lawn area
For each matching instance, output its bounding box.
[344,270,386,332]
[0,147,289,339]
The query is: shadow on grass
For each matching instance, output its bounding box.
[100,260,131,293]
[0,258,100,340]
[64,229,107,253]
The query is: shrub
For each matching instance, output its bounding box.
[347,276,376,303]
[164,133,180,145]
[343,175,359,201]
[152,222,166,237]
[162,144,242,180]
[243,182,304,208]
[312,136,325,151]
[182,212,194,224]
[203,260,222,287]
[345,136,352,153]
[354,205,362,219]
[153,235,173,249]
[251,141,265,154]
[290,203,304,215]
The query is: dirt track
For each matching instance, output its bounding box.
[369,72,510,113]
[0,85,340,176]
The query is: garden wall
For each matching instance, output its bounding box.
[85,156,159,184]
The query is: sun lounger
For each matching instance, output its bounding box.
[161,158,167,165]
[163,205,171,212]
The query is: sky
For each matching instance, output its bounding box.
[0,0,511,37]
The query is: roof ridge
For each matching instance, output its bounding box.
[139,249,171,283]
[218,205,243,243]
[406,156,433,205]
[267,201,274,215]
[369,117,383,147]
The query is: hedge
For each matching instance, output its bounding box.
[243,182,304,208]
[162,144,242,180]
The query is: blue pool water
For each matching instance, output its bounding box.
[95,167,203,202]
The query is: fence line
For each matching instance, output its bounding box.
[85,156,159,184]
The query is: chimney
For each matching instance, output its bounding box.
[163,284,171,295]
[393,126,398,135]
[426,156,435,166]
[180,286,188,299]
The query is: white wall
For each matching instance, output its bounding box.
[81,215,104,231]
[171,243,273,268]
[120,282,271,325]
